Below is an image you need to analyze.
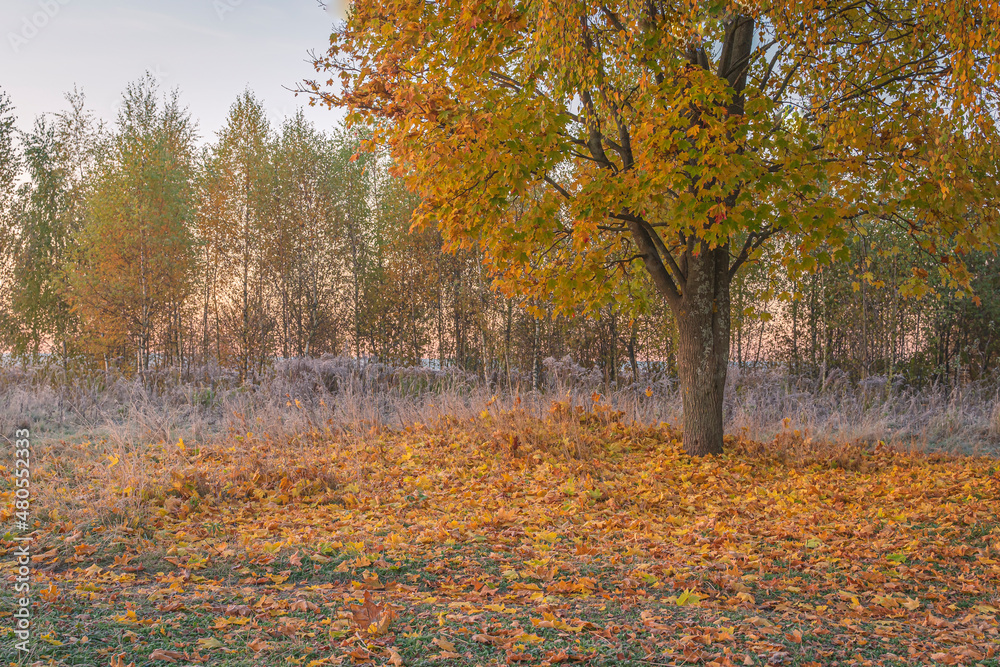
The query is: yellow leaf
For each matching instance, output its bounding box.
[675,589,702,606]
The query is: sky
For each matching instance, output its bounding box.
[0,0,346,141]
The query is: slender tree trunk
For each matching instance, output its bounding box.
[627,320,639,382]
[532,316,539,391]
[809,271,818,373]
[202,247,211,365]
[791,293,799,374]
[504,297,512,380]
[755,317,765,367]
[608,306,618,385]
[670,245,730,456]
[735,279,744,369]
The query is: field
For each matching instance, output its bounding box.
[1,363,999,666]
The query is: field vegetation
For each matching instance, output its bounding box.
[1,362,999,666]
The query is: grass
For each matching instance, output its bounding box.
[0,398,998,667]
[2,357,999,464]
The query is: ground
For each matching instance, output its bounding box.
[1,403,998,666]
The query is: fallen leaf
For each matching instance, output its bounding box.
[148,649,184,663]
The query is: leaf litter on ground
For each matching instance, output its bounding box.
[1,405,999,666]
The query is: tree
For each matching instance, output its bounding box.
[3,118,73,358]
[0,88,21,345]
[0,91,99,359]
[0,88,16,218]
[197,91,276,380]
[66,76,197,372]
[270,112,347,358]
[327,126,380,361]
[309,0,1000,454]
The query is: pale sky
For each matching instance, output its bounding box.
[0,0,345,140]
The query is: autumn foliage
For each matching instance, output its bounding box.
[310,0,1000,455]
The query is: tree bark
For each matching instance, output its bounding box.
[672,245,731,456]
[613,14,753,455]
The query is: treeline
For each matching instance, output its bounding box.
[734,234,1000,386]
[0,78,674,383]
[0,78,996,386]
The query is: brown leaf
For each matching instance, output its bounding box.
[246,638,269,652]
[544,649,587,663]
[927,613,951,628]
[290,599,319,612]
[348,646,375,663]
[148,649,184,663]
[348,590,396,636]
[226,604,252,616]
[32,548,59,562]
[432,637,456,652]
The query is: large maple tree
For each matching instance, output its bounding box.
[309,0,1000,455]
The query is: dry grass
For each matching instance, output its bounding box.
[3,355,997,451]
[1,355,998,535]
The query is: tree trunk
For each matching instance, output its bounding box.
[623,14,751,456]
[672,245,731,457]
[627,320,639,382]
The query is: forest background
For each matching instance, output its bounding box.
[2,78,999,390]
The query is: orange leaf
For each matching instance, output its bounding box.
[349,590,396,636]
[246,638,269,652]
